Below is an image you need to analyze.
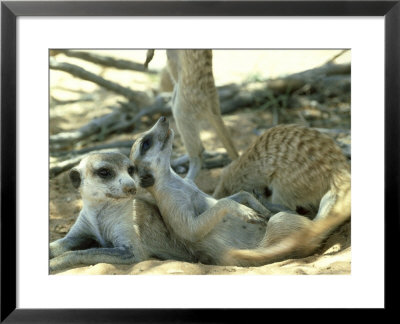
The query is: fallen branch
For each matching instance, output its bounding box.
[87,95,172,141]
[50,49,158,74]
[50,58,150,106]
[50,110,124,150]
[51,140,135,157]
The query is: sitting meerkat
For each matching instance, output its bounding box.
[129,117,324,266]
[145,49,238,180]
[49,152,197,272]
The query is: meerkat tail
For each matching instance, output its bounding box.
[206,113,239,160]
[144,49,155,68]
[223,206,350,267]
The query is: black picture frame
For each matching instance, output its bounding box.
[1,0,398,322]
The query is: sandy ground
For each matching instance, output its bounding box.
[50,50,351,275]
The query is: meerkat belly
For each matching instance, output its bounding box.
[194,214,266,264]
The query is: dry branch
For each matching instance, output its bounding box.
[51,140,135,157]
[50,110,124,150]
[50,95,172,151]
[50,49,158,74]
[49,58,150,106]
[49,62,350,151]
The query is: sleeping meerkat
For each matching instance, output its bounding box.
[129,117,312,265]
[145,49,239,180]
[49,152,196,272]
[130,118,350,267]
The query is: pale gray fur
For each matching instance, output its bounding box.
[49,152,196,272]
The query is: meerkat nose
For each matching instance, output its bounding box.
[159,116,166,123]
[123,184,136,195]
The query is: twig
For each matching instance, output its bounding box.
[297,111,309,127]
[50,49,158,74]
[49,58,150,106]
[325,49,350,65]
[51,140,135,157]
[50,94,93,106]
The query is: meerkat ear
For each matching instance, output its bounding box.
[69,168,81,189]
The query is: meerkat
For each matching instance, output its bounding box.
[213,124,351,216]
[145,49,239,180]
[129,117,317,266]
[49,152,197,272]
[212,124,351,266]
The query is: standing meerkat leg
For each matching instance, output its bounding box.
[147,49,238,180]
[172,95,205,180]
[204,109,238,161]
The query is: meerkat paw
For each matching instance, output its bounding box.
[237,205,269,225]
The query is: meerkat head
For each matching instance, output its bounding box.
[69,152,137,203]
[129,116,174,188]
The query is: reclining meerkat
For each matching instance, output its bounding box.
[130,118,350,266]
[49,152,197,272]
[145,49,239,180]
[129,117,320,265]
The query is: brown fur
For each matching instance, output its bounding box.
[214,124,350,212]
[213,124,351,266]
[148,49,239,180]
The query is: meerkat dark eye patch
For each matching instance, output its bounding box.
[140,135,153,155]
[128,166,135,176]
[139,173,155,188]
[96,167,114,179]
[69,169,81,189]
